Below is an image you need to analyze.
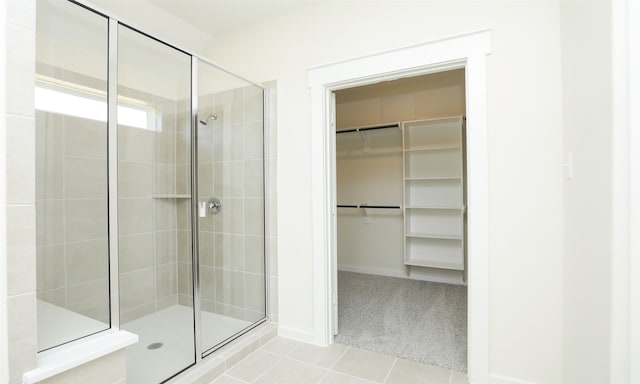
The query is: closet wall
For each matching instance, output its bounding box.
[335,69,465,283]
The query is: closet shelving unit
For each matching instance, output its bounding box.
[402,116,466,271]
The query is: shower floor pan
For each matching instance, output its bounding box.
[123,305,252,384]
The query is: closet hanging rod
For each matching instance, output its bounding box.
[337,204,402,209]
[336,123,400,134]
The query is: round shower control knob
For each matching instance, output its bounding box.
[208,197,222,215]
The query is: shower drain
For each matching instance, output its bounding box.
[147,342,163,350]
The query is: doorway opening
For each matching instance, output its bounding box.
[307,30,491,382]
[333,70,467,371]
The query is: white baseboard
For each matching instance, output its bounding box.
[489,374,538,384]
[277,326,321,346]
[338,264,407,278]
[338,264,466,285]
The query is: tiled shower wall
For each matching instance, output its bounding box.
[118,97,191,324]
[180,84,269,323]
[33,83,190,325]
[35,110,110,322]
[5,0,39,382]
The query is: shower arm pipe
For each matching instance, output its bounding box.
[199,114,217,125]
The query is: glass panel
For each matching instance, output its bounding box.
[197,61,266,354]
[35,0,110,351]
[117,26,194,383]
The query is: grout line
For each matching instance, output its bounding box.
[328,370,379,384]
[324,346,384,383]
[381,358,398,384]
[241,353,284,384]
[216,374,252,384]
[327,345,351,371]
[316,369,332,383]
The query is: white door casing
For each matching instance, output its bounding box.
[308,30,491,383]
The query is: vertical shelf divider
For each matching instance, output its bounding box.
[402,116,466,272]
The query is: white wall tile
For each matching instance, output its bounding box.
[154,131,176,164]
[177,229,192,263]
[198,231,214,267]
[214,197,244,234]
[118,198,153,236]
[7,293,37,383]
[200,266,216,301]
[7,0,36,30]
[35,155,63,200]
[117,161,152,198]
[177,262,193,296]
[154,198,177,231]
[154,229,177,265]
[65,239,109,285]
[118,126,153,163]
[35,113,63,156]
[243,122,263,160]
[243,159,263,198]
[214,161,242,198]
[6,24,35,117]
[66,278,110,320]
[120,268,155,310]
[7,245,36,296]
[7,205,35,248]
[6,114,35,204]
[244,273,265,313]
[36,200,64,245]
[214,234,244,270]
[243,198,264,236]
[64,157,108,199]
[243,235,264,274]
[38,245,65,291]
[63,117,107,159]
[119,233,155,272]
[64,199,108,242]
[214,269,244,308]
[155,262,177,298]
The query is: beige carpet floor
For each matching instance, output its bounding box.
[334,271,467,372]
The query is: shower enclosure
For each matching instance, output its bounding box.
[35,1,267,383]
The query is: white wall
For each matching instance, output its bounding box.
[629,3,640,382]
[561,1,629,383]
[1,2,8,381]
[88,0,212,58]
[209,2,565,383]
[560,2,610,383]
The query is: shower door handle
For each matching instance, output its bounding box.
[208,197,222,215]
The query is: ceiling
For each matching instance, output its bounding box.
[147,0,317,38]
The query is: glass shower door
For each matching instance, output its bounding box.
[117,25,195,383]
[196,60,266,355]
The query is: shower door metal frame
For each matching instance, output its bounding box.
[190,58,203,363]
[107,16,120,332]
[68,0,270,366]
[192,57,270,359]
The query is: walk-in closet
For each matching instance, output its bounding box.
[334,69,468,372]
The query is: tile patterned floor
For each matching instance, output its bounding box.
[210,336,469,384]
